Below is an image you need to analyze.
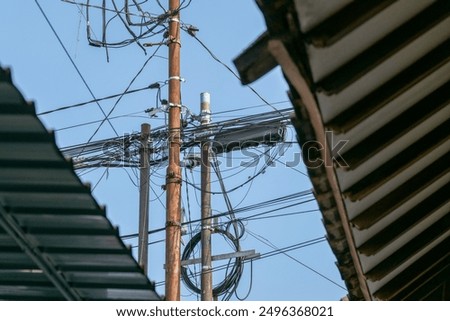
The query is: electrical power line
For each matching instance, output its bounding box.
[79,44,163,156]
[63,0,159,19]
[54,110,148,132]
[120,190,314,240]
[250,146,309,178]
[37,83,162,116]
[213,100,291,116]
[246,229,347,291]
[33,0,337,301]
[153,236,328,289]
[34,0,118,136]
[182,146,287,195]
[182,26,284,117]
[60,107,292,170]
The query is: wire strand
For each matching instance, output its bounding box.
[79,44,163,156]
[37,84,157,116]
[183,29,284,117]
[34,0,119,136]
[247,229,346,291]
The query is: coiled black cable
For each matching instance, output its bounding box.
[181,227,244,298]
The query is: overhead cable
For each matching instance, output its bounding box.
[182,26,284,117]
[34,0,118,136]
[37,83,161,116]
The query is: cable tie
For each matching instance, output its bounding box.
[202,265,212,270]
[166,220,181,228]
[166,37,181,46]
[168,76,185,82]
[169,18,180,23]
[166,175,182,184]
[168,103,183,108]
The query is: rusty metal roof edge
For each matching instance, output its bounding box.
[269,40,370,300]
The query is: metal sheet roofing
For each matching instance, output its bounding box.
[0,66,160,300]
[235,0,450,300]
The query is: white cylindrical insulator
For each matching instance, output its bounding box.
[200,92,211,125]
[200,92,210,104]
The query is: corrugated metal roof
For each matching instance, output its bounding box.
[0,66,160,300]
[235,0,450,300]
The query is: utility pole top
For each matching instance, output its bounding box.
[200,92,211,125]
[201,92,210,103]
[138,123,151,275]
[200,92,213,301]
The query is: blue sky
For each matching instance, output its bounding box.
[1,0,347,300]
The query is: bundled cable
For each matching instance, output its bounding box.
[61,108,293,170]
[180,227,243,298]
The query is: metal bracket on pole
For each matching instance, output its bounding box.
[180,250,260,267]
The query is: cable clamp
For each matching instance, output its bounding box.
[168,102,183,108]
[166,177,182,184]
[168,76,185,82]
[166,171,182,185]
[202,265,212,271]
[169,18,180,24]
[169,141,182,148]
[166,36,181,47]
[166,220,181,228]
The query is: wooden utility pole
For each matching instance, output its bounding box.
[138,123,151,275]
[165,0,182,301]
[200,92,213,301]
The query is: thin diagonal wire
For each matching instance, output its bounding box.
[34,0,118,136]
[186,30,284,117]
[247,229,347,291]
[80,44,163,156]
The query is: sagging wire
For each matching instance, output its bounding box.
[82,0,169,54]
[180,154,310,300]
[111,0,147,53]
[63,108,292,181]
[38,83,161,116]
[187,146,281,195]
[64,0,192,56]
[157,236,327,289]
[63,0,157,19]
[91,167,110,191]
[120,191,314,242]
[235,259,253,301]
[35,0,118,136]
[180,227,244,300]
[180,23,285,117]
[78,43,163,158]
[125,0,156,27]
[54,110,149,132]
[211,153,244,246]
[247,229,347,291]
[251,145,309,178]
[121,167,139,188]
